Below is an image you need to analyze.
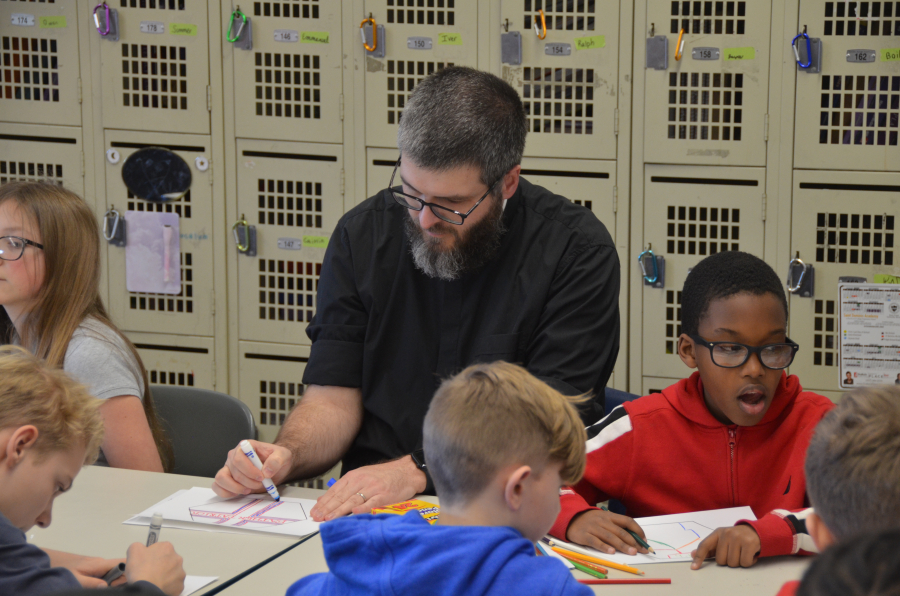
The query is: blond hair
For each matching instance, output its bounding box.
[805,386,900,541]
[0,346,104,463]
[0,181,173,471]
[423,361,587,506]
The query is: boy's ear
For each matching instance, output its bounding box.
[1,426,39,469]
[677,334,700,369]
[806,512,836,551]
[503,465,532,512]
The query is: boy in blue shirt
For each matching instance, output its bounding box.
[288,361,593,596]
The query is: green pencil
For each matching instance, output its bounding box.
[600,505,655,553]
[569,559,607,580]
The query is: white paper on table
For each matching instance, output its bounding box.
[549,506,756,565]
[535,541,574,569]
[181,576,217,596]
[127,487,321,538]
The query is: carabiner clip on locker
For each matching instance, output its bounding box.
[227,7,247,43]
[93,2,111,36]
[786,253,809,293]
[674,28,685,61]
[233,214,250,253]
[534,9,547,40]
[792,27,812,68]
[103,206,126,246]
[360,14,378,52]
[638,246,659,284]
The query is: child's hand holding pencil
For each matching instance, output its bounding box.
[564,506,651,556]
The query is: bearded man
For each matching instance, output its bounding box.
[214,67,620,518]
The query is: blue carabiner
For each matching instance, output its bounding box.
[792,32,811,68]
[638,248,659,284]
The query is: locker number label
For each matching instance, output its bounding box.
[277,238,303,250]
[881,48,900,61]
[692,47,720,60]
[38,16,66,29]
[140,21,166,34]
[408,37,433,50]
[302,235,329,248]
[574,35,605,50]
[544,43,572,56]
[10,14,35,27]
[846,49,876,62]
[723,47,755,60]
[170,23,197,36]
[301,32,329,44]
[274,29,300,42]
[437,33,462,45]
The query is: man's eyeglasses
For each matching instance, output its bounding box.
[688,334,800,370]
[0,236,43,261]
[387,157,502,225]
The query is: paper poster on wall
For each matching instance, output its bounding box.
[125,211,181,294]
[839,283,900,389]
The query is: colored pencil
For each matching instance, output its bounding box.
[600,505,655,553]
[549,548,608,574]
[578,579,671,585]
[546,539,645,576]
[569,559,607,580]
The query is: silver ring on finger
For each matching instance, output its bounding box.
[357,492,366,502]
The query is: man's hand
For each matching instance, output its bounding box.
[212,440,293,498]
[309,456,427,521]
[42,549,125,588]
[690,525,761,570]
[124,542,185,596]
[565,509,649,556]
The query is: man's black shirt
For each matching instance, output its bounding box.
[302,177,620,473]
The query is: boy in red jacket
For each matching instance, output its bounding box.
[551,251,835,569]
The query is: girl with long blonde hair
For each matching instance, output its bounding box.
[0,181,172,471]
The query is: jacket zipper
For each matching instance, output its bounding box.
[728,428,737,506]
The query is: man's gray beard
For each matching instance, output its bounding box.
[404,198,506,281]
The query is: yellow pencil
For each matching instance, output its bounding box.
[546,539,645,576]
[549,547,608,574]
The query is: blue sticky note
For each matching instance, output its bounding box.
[327,478,336,488]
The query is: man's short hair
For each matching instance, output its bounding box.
[423,361,587,507]
[797,528,900,596]
[805,386,900,541]
[0,346,104,464]
[397,66,527,188]
[680,251,788,336]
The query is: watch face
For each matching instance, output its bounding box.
[412,450,427,469]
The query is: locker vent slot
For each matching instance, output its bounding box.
[149,370,195,386]
[0,134,76,144]
[128,189,192,218]
[813,299,837,367]
[824,2,900,35]
[258,178,323,228]
[0,36,59,103]
[667,205,740,255]
[651,176,757,186]
[520,169,609,178]
[112,141,205,151]
[254,1,319,19]
[243,150,336,161]
[666,290,683,355]
[524,0,595,31]
[387,0,454,25]
[671,1,746,35]
[572,199,593,210]
[387,60,453,125]
[244,353,309,362]
[0,161,63,185]
[523,67,595,135]
[134,343,209,353]
[819,75,900,146]
[120,0,185,9]
[815,212,894,265]
[255,52,320,119]
[258,259,320,323]
[129,252,193,313]
[668,72,743,141]
[121,43,188,110]
[258,380,304,427]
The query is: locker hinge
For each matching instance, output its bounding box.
[612,186,618,213]
[80,151,85,176]
[761,193,767,221]
[340,169,345,196]
[209,289,215,315]
[77,78,82,104]
[339,94,344,121]
[763,114,769,141]
[211,359,217,389]
[208,159,213,184]
[614,109,619,135]
[206,86,212,112]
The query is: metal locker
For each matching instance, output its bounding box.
[125,331,216,391]
[499,0,620,160]
[794,1,900,171]
[641,164,767,381]
[641,376,674,395]
[97,1,210,134]
[229,1,343,143]
[362,0,477,148]
[788,170,898,394]
[235,140,343,345]
[0,2,81,126]
[0,123,84,196]
[643,0,771,166]
[103,130,214,337]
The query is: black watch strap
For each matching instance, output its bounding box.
[410,448,435,495]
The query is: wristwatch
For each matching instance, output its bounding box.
[410,448,434,494]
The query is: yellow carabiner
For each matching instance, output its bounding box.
[360,14,377,52]
[232,214,249,253]
[675,28,685,61]
[534,9,547,40]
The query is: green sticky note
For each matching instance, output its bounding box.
[880,48,900,61]
[303,235,329,248]
[39,16,66,29]
[438,32,462,45]
[874,274,900,284]
[301,31,329,44]
[170,23,197,36]
[723,47,755,60]
[574,35,605,50]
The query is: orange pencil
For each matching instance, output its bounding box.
[549,548,608,574]
[546,540,645,576]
